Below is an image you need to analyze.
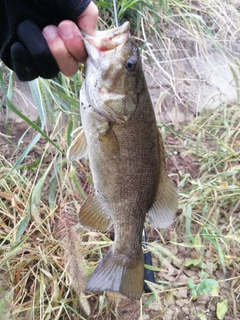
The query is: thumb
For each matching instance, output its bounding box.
[77,2,98,35]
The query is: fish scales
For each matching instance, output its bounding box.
[67,22,178,299]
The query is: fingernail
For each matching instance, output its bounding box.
[42,26,58,39]
[59,22,74,39]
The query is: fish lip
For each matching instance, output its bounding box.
[82,22,130,52]
[82,21,130,39]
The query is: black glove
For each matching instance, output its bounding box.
[0,0,91,81]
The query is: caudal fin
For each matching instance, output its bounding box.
[86,249,144,299]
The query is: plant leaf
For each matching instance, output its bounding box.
[217,299,228,320]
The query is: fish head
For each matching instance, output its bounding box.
[82,22,144,123]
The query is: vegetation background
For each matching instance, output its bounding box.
[0,0,240,319]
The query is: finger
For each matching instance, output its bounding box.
[58,20,87,63]
[11,42,38,81]
[17,20,59,79]
[42,25,78,77]
[77,2,99,35]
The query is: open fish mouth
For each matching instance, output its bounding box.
[82,22,130,54]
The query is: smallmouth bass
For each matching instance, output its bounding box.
[67,22,178,300]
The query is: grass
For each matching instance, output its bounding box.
[1,0,240,319]
[1,91,240,319]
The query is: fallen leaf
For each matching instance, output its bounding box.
[217,299,228,320]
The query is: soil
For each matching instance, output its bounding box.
[0,119,239,320]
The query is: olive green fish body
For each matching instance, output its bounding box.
[83,84,159,245]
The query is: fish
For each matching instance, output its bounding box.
[67,22,178,300]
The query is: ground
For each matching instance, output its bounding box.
[0,115,239,320]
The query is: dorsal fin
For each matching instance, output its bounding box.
[67,126,88,161]
[148,130,178,228]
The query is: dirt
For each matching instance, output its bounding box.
[0,122,36,160]
[1,119,239,320]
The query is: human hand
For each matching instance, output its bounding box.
[42,2,98,77]
[0,0,98,81]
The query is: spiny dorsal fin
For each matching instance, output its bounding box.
[79,194,112,231]
[148,130,178,228]
[67,126,88,161]
[70,126,84,138]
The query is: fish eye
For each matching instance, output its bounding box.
[125,56,137,72]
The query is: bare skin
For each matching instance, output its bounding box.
[42,1,98,76]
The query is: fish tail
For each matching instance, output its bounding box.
[86,249,144,299]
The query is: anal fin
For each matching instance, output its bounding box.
[80,194,112,231]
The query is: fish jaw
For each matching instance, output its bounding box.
[83,22,130,57]
[81,22,140,123]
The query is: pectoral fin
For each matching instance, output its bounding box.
[80,194,112,231]
[148,130,178,228]
[67,126,88,161]
[97,123,120,156]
